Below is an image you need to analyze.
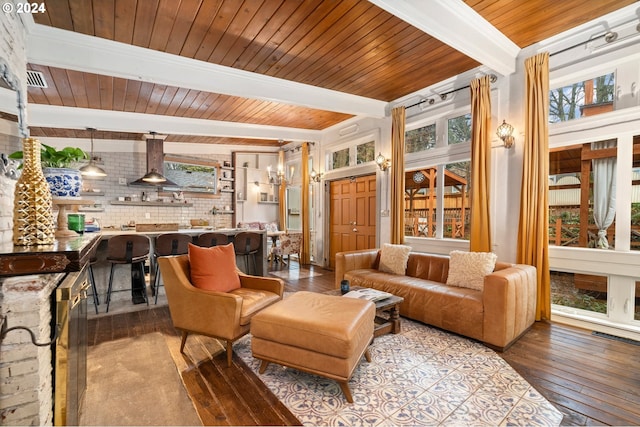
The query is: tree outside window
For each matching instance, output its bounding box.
[405,123,436,153]
[549,73,615,123]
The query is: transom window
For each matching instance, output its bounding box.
[549,72,615,123]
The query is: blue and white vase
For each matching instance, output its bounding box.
[43,167,83,199]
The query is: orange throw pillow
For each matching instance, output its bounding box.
[188,243,241,292]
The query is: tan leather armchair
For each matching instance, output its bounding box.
[157,254,284,366]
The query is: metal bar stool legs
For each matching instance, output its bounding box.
[88,262,99,314]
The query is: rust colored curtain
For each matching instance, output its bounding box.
[301,142,311,264]
[390,106,406,244]
[518,52,551,321]
[278,150,286,230]
[469,75,492,252]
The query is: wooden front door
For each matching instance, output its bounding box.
[329,174,377,268]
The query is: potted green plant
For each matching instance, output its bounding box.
[10,143,89,198]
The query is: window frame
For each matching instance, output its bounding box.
[404,105,473,252]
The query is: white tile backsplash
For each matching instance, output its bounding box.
[80,152,234,229]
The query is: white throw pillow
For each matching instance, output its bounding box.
[446,250,498,291]
[378,243,412,275]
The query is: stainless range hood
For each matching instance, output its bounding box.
[129,135,178,187]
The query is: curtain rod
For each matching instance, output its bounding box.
[405,74,497,110]
[283,141,315,153]
[549,15,639,58]
[549,32,613,57]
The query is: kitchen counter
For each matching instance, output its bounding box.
[98,227,257,237]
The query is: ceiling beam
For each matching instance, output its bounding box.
[26,103,321,143]
[26,24,387,118]
[368,0,520,76]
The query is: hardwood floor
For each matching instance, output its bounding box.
[88,263,640,426]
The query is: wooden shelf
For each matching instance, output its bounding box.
[78,207,105,212]
[110,201,193,207]
[258,201,279,205]
[80,191,105,196]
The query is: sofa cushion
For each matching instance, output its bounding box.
[188,243,241,292]
[378,243,412,275]
[446,250,497,291]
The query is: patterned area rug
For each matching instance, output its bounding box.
[269,268,322,280]
[235,319,563,426]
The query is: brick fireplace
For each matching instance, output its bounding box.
[0,273,61,425]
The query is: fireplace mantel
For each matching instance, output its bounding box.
[0,233,101,276]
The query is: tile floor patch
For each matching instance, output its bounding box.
[235,319,563,427]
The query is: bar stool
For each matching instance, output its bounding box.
[87,242,100,314]
[196,232,229,247]
[106,235,151,313]
[234,231,261,274]
[153,233,192,304]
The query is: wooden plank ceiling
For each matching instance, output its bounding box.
[28,0,634,145]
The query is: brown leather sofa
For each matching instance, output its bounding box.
[335,249,537,350]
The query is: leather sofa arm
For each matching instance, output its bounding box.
[335,249,380,289]
[238,271,284,296]
[482,264,537,349]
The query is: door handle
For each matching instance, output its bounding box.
[352,227,358,232]
[351,221,356,225]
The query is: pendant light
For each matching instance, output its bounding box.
[130,132,178,186]
[79,128,107,177]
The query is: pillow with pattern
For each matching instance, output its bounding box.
[445,250,497,291]
[378,243,412,275]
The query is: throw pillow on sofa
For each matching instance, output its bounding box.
[446,250,497,291]
[188,243,241,292]
[379,243,412,275]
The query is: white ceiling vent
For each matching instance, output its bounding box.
[26,70,48,88]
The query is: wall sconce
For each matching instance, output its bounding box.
[310,168,323,182]
[375,152,390,171]
[496,119,515,148]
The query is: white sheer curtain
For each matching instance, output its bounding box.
[592,140,617,248]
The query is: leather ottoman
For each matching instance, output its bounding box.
[250,291,375,403]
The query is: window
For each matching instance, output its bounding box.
[404,161,470,240]
[632,144,640,250]
[332,147,350,170]
[549,140,618,250]
[551,271,608,315]
[404,108,471,241]
[356,140,375,164]
[549,73,615,123]
[447,114,471,145]
[405,123,435,153]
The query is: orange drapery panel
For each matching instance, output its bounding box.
[390,106,406,244]
[278,150,286,230]
[301,142,311,264]
[469,75,492,252]
[518,52,551,321]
